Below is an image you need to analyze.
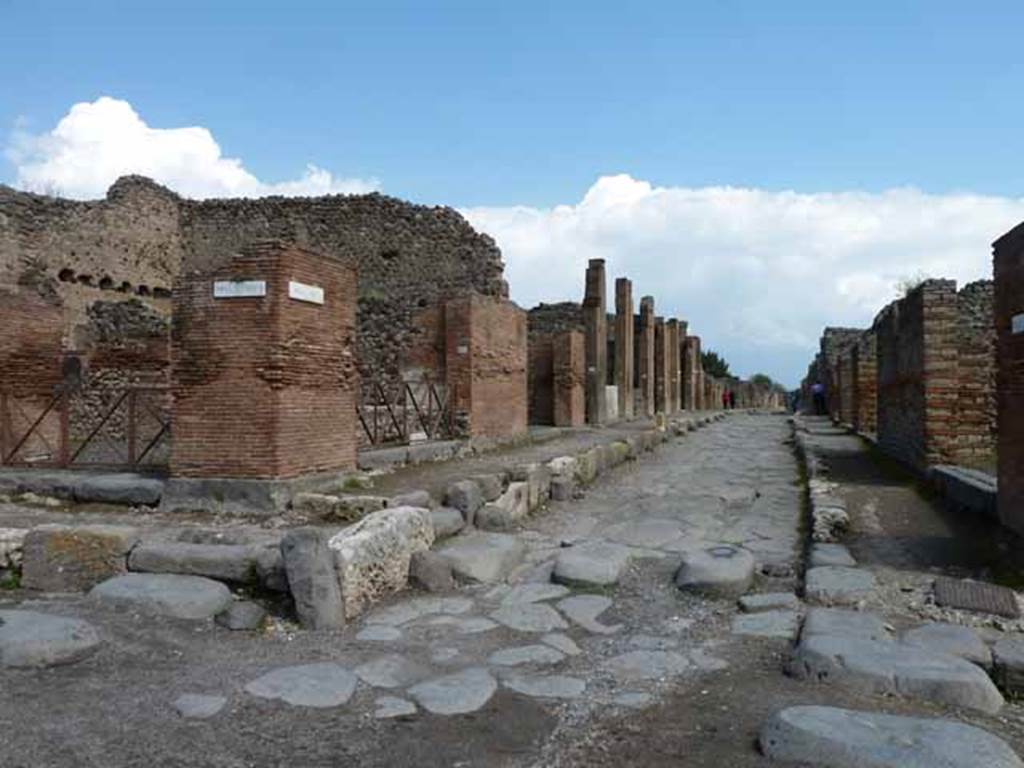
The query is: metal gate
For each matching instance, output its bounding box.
[357,373,454,447]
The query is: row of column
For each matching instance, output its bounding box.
[584,258,703,425]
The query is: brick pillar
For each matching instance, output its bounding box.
[666,319,681,414]
[614,278,635,420]
[637,296,655,417]
[445,294,528,439]
[552,330,585,427]
[654,317,668,413]
[994,226,1024,532]
[683,336,701,411]
[170,241,358,479]
[583,259,608,425]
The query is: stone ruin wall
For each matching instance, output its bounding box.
[819,327,862,421]
[527,303,584,425]
[0,176,506,389]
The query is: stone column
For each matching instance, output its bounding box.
[683,336,700,411]
[654,317,668,413]
[666,319,681,414]
[583,259,608,425]
[614,278,635,420]
[637,297,655,417]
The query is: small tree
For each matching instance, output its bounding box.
[701,349,731,379]
[750,373,774,389]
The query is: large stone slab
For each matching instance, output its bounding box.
[804,566,875,606]
[89,573,232,620]
[280,527,344,629]
[0,610,102,668]
[328,506,434,619]
[72,474,163,506]
[502,673,586,699]
[488,644,565,667]
[475,482,529,531]
[21,524,140,592]
[355,654,430,688]
[760,705,1023,768]
[245,663,357,708]
[436,531,526,583]
[739,592,800,612]
[674,544,755,598]
[407,667,497,715]
[903,622,991,668]
[788,633,1004,714]
[553,541,631,587]
[731,610,800,640]
[603,650,692,681]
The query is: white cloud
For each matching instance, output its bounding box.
[463,175,1024,387]
[6,97,379,200]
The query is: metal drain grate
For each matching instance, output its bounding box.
[934,577,1021,619]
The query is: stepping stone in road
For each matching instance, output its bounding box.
[0,610,102,668]
[490,603,568,633]
[553,541,632,587]
[603,650,692,681]
[173,694,227,719]
[809,542,856,568]
[788,633,1004,714]
[760,705,1023,768]
[556,595,621,635]
[407,667,497,715]
[802,608,892,643]
[374,695,417,719]
[501,673,586,699]
[731,610,800,640]
[355,654,430,689]
[903,622,991,668]
[499,583,571,605]
[244,663,357,708]
[674,544,755,598]
[804,566,875,606]
[738,592,799,612]
[487,644,565,667]
[89,573,232,620]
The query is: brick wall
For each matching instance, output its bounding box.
[170,241,358,479]
[874,280,959,470]
[838,347,855,426]
[820,327,861,421]
[445,294,527,439]
[527,334,555,425]
[994,226,1024,532]
[851,331,877,434]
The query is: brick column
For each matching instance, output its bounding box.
[667,319,681,414]
[683,336,701,410]
[614,278,635,420]
[170,241,358,479]
[637,296,655,417]
[654,317,668,413]
[994,226,1024,533]
[851,332,877,434]
[583,259,608,425]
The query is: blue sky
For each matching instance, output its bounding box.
[3,2,1024,385]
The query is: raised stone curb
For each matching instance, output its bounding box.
[804,566,875,606]
[760,705,1023,768]
[809,543,857,568]
[903,621,991,668]
[21,524,140,592]
[89,573,233,620]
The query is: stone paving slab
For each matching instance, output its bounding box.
[731,610,800,640]
[407,667,497,715]
[553,541,632,587]
[902,622,991,668]
[809,542,857,568]
[244,663,358,708]
[760,705,1023,768]
[674,544,755,598]
[173,694,227,719]
[437,532,527,583]
[802,609,893,643]
[738,592,799,612]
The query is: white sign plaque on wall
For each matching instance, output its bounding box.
[1013,313,1024,335]
[288,280,325,305]
[213,280,266,299]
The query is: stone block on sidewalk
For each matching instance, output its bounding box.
[280,527,345,629]
[674,544,755,598]
[475,482,529,531]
